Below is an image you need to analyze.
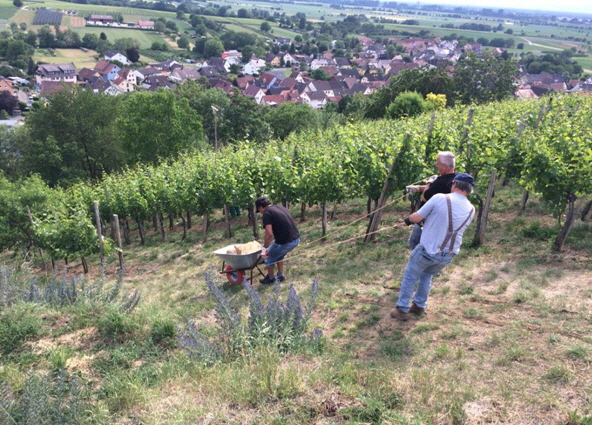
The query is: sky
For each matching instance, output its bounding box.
[415,0,592,15]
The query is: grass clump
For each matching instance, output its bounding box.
[0,303,43,355]
[0,370,99,425]
[177,269,322,364]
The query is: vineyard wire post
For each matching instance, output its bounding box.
[202,211,208,242]
[250,203,259,239]
[459,107,475,157]
[93,201,105,270]
[113,214,124,271]
[473,169,496,247]
[321,200,328,237]
[223,204,232,239]
[365,134,409,242]
[26,205,47,270]
[515,119,530,216]
[554,193,577,252]
[425,111,436,160]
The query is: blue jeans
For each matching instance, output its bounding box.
[408,224,422,249]
[265,238,300,268]
[396,245,454,312]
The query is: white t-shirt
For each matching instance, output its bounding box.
[417,192,475,255]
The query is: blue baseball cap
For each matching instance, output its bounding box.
[453,173,474,186]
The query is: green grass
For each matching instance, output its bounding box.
[1,185,592,423]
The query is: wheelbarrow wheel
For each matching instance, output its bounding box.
[224,265,245,285]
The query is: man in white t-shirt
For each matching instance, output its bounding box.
[391,173,475,321]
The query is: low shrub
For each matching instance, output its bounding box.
[177,269,322,364]
[0,370,92,425]
[0,304,43,355]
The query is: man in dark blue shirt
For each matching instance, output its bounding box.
[256,197,300,284]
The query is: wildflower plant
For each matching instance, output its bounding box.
[178,269,322,363]
[0,263,140,312]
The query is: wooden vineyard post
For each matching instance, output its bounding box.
[321,201,328,237]
[202,211,209,242]
[365,134,410,242]
[26,205,47,270]
[472,169,496,248]
[93,201,105,269]
[223,204,232,239]
[113,214,124,271]
[250,204,259,240]
[554,193,577,252]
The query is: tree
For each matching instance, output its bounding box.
[365,67,455,119]
[21,86,123,185]
[12,0,22,7]
[126,46,140,63]
[176,10,185,20]
[204,38,224,58]
[386,91,428,119]
[260,22,271,32]
[25,30,36,47]
[82,33,99,50]
[118,90,205,165]
[267,103,319,140]
[100,32,107,41]
[0,92,18,115]
[453,52,518,105]
[166,21,178,32]
[113,37,139,53]
[311,68,331,81]
[37,26,56,48]
[154,21,166,33]
[178,36,190,50]
[517,42,524,49]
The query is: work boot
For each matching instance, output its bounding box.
[277,274,286,282]
[390,307,409,322]
[259,274,277,285]
[409,302,426,317]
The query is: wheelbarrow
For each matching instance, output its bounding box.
[214,244,266,285]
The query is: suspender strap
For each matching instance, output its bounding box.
[439,195,475,253]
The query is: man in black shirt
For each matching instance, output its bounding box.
[406,151,457,249]
[255,197,300,284]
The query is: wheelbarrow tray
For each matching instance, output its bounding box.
[214,245,263,270]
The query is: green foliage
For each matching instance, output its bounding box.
[386,91,429,119]
[22,85,123,184]
[204,38,224,58]
[453,52,519,105]
[118,90,205,165]
[151,317,176,345]
[98,307,138,340]
[0,303,43,355]
[1,370,93,424]
[177,271,322,363]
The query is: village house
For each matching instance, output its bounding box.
[138,20,154,29]
[104,50,130,65]
[35,63,77,85]
[169,67,201,83]
[88,14,114,25]
[243,58,266,75]
[264,53,280,67]
[93,60,121,81]
[118,68,137,86]
[301,90,327,109]
[0,77,15,96]
[243,85,266,104]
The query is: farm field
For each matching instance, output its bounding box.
[73,27,174,49]
[33,47,100,68]
[1,183,591,424]
[574,56,592,72]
